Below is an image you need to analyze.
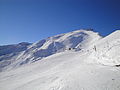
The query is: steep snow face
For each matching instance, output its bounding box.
[0,42,31,71]
[0,42,31,56]
[89,30,120,66]
[13,30,101,67]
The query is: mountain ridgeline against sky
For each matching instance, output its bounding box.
[1,29,120,90]
[0,29,120,71]
[0,29,101,70]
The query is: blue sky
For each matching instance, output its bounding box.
[0,0,120,45]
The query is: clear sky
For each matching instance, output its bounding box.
[0,0,120,45]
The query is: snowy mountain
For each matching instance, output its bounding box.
[0,29,120,90]
[0,29,101,71]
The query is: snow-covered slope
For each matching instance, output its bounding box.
[0,29,101,71]
[0,50,120,90]
[89,30,120,66]
[16,30,101,63]
[0,42,31,71]
[1,30,120,90]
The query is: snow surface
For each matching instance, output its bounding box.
[0,30,120,90]
[0,42,31,71]
[89,30,120,66]
[0,51,120,90]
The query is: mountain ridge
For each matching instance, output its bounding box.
[1,29,120,90]
[0,29,102,71]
